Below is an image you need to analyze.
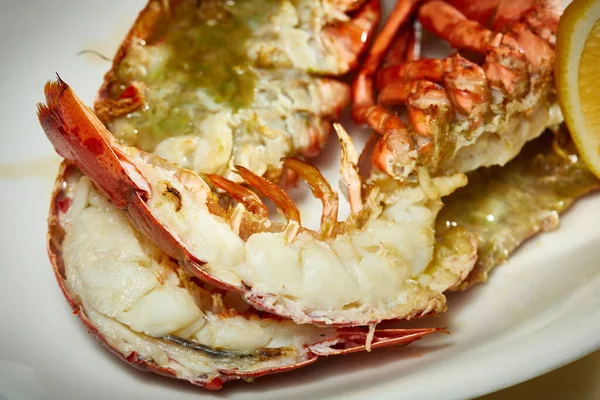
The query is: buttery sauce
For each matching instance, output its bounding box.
[437,131,600,289]
[158,0,282,108]
[114,0,283,151]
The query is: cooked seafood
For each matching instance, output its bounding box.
[439,129,600,290]
[95,0,380,182]
[50,165,437,389]
[352,0,563,180]
[39,78,477,327]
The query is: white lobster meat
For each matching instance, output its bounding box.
[49,165,438,389]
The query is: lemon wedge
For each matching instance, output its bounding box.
[556,0,600,178]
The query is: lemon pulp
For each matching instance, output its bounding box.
[579,20,600,157]
[556,0,600,178]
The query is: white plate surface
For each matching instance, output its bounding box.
[0,1,598,399]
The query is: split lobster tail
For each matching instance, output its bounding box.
[48,164,440,389]
[39,78,476,328]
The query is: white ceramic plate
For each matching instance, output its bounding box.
[1,0,598,399]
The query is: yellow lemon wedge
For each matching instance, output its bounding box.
[556,0,600,178]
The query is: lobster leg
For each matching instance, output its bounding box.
[375,80,453,172]
[334,124,363,213]
[382,18,421,68]
[418,1,553,100]
[490,0,533,31]
[351,2,426,180]
[369,18,487,177]
[371,122,416,179]
[352,0,423,115]
[378,54,489,127]
[442,0,501,27]
[282,157,339,234]
[235,166,302,228]
[418,1,492,53]
[520,0,562,46]
[205,174,269,218]
[406,81,453,166]
[367,65,482,178]
[322,0,382,74]
[445,0,558,40]
[420,1,553,67]
[490,0,561,45]
[377,80,413,107]
[300,117,334,159]
[309,327,443,356]
[377,58,448,92]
